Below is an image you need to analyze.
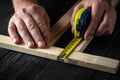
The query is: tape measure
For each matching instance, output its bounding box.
[57,8,91,62]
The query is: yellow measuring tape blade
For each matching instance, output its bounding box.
[63,37,83,58]
[57,8,86,61]
[57,37,83,61]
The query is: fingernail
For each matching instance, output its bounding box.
[38,41,43,47]
[27,41,33,48]
[13,38,17,43]
[13,38,19,44]
[87,35,93,41]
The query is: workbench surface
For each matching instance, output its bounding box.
[0,0,120,80]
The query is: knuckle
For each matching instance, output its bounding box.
[73,6,79,12]
[31,6,37,10]
[38,21,44,27]
[18,25,25,31]
[16,8,26,16]
[28,23,36,30]
[28,5,38,12]
[103,23,111,29]
[14,9,27,19]
[19,8,26,13]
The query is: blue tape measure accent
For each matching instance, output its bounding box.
[78,8,91,37]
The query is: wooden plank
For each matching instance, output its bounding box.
[0,0,119,80]
[0,35,119,73]
[48,0,81,46]
[74,38,92,52]
[66,52,119,74]
[0,0,119,73]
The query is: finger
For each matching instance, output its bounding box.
[96,7,116,36]
[20,13,45,48]
[14,15,35,48]
[70,4,83,33]
[95,12,109,36]
[107,6,116,34]
[8,20,20,44]
[84,2,104,40]
[44,13,51,31]
[30,11,50,45]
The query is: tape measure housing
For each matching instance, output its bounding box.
[57,8,91,62]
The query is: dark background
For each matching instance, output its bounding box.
[0,0,120,80]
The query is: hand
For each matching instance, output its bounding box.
[71,0,116,40]
[8,1,50,48]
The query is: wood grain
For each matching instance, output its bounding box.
[0,0,119,74]
[0,35,119,73]
[48,0,81,46]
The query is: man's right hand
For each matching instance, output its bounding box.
[8,0,50,48]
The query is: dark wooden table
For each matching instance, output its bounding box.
[0,1,120,80]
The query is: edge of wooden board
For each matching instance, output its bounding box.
[0,35,119,73]
[0,0,119,74]
[48,0,82,46]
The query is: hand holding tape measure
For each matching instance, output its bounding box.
[57,8,91,62]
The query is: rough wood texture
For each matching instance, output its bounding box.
[0,0,120,80]
[49,0,81,46]
[74,38,93,52]
[0,35,119,73]
[0,0,119,75]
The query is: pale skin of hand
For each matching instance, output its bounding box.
[8,0,50,48]
[71,0,116,41]
[8,0,116,48]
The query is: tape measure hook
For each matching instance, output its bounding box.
[57,56,64,62]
